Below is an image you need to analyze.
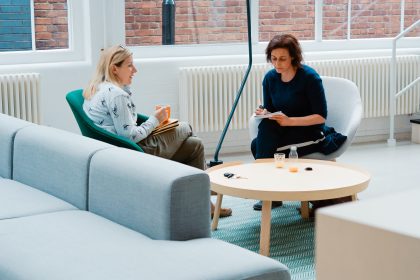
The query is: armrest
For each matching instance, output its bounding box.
[136,113,149,125]
[249,114,262,141]
[88,148,210,241]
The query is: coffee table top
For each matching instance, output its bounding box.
[207,159,370,201]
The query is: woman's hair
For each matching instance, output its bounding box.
[83,45,132,100]
[265,34,303,68]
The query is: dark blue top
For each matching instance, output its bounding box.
[262,65,327,120]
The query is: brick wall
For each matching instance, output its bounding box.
[259,0,315,42]
[126,0,420,46]
[125,0,249,46]
[1,1,418,51]
[34,0,68,50]
[0,0,32,51]
[324,0,420,39]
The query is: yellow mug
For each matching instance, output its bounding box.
[155,104,171,122]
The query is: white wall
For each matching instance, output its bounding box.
[1,0,419,155]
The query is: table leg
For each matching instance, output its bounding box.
[259,200,272,256]
[351,194,358,201]
[300,201,310,219]
[211,193,223,231]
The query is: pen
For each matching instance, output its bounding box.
[258,99,264,109]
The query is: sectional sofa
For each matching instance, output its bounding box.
[0,113,290,280]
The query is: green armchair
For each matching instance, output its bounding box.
[66,89,147,152]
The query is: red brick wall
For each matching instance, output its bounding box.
[259,1,315,41]
[323,0,420,39]
[34,0,68,50]
[125,0,420,46]
[125,0,248,46]
[31,0,419,49]
[404,0,420,37]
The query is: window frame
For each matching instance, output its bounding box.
[131,0,420,60]
[0,0,419,65]
[0,0,86,66]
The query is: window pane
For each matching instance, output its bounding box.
[259,1,315,42]
[34,0,69,50]
[0,0,32,51]
[404,0,420,37]
[323,0,348,40]
[351,1,400,39]
[0,0,68,52]
[125,0,248,46]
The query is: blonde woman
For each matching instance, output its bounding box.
[83,45,232,217]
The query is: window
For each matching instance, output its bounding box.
[404,0,420,37]
[0,0,69,52]
[125,0,248,46]
[125,0,420,48]
[259,1,315,42]
[34,0,69,50]
[323,0,420,40]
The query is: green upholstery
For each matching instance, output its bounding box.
[66,89,147,152]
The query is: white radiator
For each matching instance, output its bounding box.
[179,55,420,133]
[0,73,41,124]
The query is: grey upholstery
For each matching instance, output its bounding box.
[0,114,33,179]
[0,113,291,280]
[13,125,111,209]
[89,147,211,241]
[0,179,76,219]
[0,210,290,280]
[249,76,362,160]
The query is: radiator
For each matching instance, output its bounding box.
[0,73,41,124]
[179,55,420,133]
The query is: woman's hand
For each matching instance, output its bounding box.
[255,107,269,115]
[270,113,325,127]
[269,112,291,126]
[154,107,168,123]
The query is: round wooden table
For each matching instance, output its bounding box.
[207,159,370,256]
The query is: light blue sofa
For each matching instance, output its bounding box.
[0,113,290,280]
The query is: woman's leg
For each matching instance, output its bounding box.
[171,136,232,217]
[171,136,205,170]
[253,119,285,210]
[138,122,192,159]
[255,119,286,159]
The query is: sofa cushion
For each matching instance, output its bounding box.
[0,114,33,179]
[0,210,290,280]
[13,125,112,210]
[0,179,77,219]
[89,148,211,241]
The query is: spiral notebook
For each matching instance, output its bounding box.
[253,111,284,119]
[151,119,179,136]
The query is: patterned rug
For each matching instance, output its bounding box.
[211,196,315,280]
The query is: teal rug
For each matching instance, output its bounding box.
[211,196,315,280]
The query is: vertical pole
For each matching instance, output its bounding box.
[162,0,175,45]
[210,0,252,166]
[388,39,397,146]
[400,0,405,33]
[314,0,322,42]
[347,0,352,40]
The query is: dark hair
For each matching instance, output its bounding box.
[265,34,303,68]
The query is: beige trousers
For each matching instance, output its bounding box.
[138,122,205,170]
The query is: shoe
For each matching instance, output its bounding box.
[296,207,315,218]
[253,200,283,211]
[211,207,232,218]
[310,196,353,209]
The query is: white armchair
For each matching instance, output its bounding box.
[249,76,362,160]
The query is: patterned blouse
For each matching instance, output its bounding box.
[83,82,159,143]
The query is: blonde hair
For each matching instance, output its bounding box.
[83,45,132,100]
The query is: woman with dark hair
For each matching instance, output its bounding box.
[251,34,346,211]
